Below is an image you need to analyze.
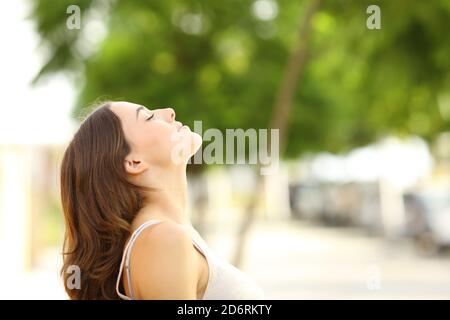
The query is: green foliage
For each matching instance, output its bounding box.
[29,0,450,157]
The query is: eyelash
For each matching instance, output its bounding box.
[146,114,155,121]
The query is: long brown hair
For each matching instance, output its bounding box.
[60,102,147,299]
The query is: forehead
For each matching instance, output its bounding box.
[110,101,146,121]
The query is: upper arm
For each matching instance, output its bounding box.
[130,221,198,300]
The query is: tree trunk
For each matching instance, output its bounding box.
[232,0,322,268]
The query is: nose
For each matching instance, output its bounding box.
[165,107,175,122]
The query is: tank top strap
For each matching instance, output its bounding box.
[115,219,163,300]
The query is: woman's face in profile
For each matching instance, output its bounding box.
[110,101,202,171]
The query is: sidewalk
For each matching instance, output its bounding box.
[238,218,450,299]
[3,218,450,299]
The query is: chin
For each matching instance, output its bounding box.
[170,130,202,165]
[190,131,203,155]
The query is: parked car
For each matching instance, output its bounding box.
[403,190,450,254]
[289,181,382,232]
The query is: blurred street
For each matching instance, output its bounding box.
[2,217,450,299]
[240,218,450,299]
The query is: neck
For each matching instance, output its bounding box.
[136,164,190,226]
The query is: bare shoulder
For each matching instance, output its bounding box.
[130,220,198,299]
[133,220,194,260]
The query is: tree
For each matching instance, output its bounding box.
[29,0,450,267]
[29,0,450,154]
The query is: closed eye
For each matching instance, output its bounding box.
[146,114,155,121]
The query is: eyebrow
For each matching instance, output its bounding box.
[135,106,145,121]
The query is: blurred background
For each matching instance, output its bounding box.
[0,0,449,299]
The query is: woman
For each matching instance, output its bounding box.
[60,101,264,300]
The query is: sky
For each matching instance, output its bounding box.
[0,0,76,145]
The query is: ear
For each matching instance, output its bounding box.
[124,155,149,175]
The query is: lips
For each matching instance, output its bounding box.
[175,121,183,131]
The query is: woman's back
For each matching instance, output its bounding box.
[116,219,264,300]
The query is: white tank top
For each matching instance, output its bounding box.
[115,220,265,300]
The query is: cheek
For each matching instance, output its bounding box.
[146,125,177,163]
